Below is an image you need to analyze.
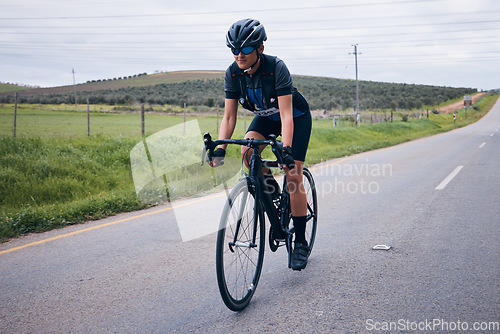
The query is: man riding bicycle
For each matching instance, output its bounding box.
[210,18,313,270]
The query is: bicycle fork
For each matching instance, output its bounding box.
[228,178,258,251]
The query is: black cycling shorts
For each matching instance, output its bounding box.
[246,112,312,162]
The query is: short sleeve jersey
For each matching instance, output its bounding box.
[224,55,309,121]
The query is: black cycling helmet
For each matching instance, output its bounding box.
[226,19,267,49]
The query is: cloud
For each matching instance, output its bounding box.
[1,0,499,89]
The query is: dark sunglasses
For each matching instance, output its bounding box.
[231,46,255,56]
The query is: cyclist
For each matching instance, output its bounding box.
[211,18,313,270]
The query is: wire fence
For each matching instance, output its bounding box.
[2,95,463,138]
[314,109,435,128]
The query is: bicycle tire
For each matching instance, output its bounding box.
[216,179,265,311]
[302,167,318,253]
[283,167,318,267]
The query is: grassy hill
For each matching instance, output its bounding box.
[0,71,224,97]
[0,83,32,94]
[0,70,477,111]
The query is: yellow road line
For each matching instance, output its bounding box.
[0,207,172,256]
[0,151,379,256]
[0,194,223,256]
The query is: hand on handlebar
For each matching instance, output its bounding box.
[281,146,295,170]
[209,148,226,167]
[203,132,290,169]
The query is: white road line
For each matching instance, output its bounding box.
[435,166,464,190]
[479,142,486,149]
[491,133,495,137]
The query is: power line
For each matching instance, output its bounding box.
[4,25,498,37]
[2,34,499,48]
[271,26,500,40]
[0,0,442,20]
[3,19,499,34]
[2,49,497,64]
[4,10,500,28]
[273,20,500,32]
[4,39,499,53]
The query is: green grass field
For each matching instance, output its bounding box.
[0,95,498,241]
[0,104,247,138]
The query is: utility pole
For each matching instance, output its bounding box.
[72,68,77,109]
[351,44,361,125]
[13,92,17,138]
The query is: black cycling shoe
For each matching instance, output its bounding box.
[291,241,310,271]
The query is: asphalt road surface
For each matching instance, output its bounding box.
[1,101,499,333]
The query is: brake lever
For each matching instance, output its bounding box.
[269,134,284,167]
[202,132,218,166]
[200,147,207,166]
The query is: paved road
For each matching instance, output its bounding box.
[1,101,499,333]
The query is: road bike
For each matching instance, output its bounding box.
[202,133,318,311]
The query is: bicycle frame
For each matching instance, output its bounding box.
[248,148,285,247]
[203,133,289,247]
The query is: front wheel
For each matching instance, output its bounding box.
[216,179,265,311]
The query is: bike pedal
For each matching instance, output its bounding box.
[269,239,286,252]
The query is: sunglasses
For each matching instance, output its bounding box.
[231,46,255,56]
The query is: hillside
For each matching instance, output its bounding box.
[0,83,33,94]
[0,71,477,111]
[0,71,224,97]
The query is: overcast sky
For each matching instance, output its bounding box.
[1,0,499,90]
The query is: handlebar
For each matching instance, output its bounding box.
[202,132,284,166]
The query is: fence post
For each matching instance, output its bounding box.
[183,103,186,135]
[141,103,145,136]
[87,98,90,136]
[216,105,219,134]
[244,109,246,132]
[13,92,17,138]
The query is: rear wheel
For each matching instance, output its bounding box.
[302,168,318,253]
[216,180,265,311]
[284,167,318,266]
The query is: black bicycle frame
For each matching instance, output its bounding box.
[203,133,287,248]
[246,147,284,248]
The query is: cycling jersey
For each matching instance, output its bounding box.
[224,54,312,162]
[224,54,310,121]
